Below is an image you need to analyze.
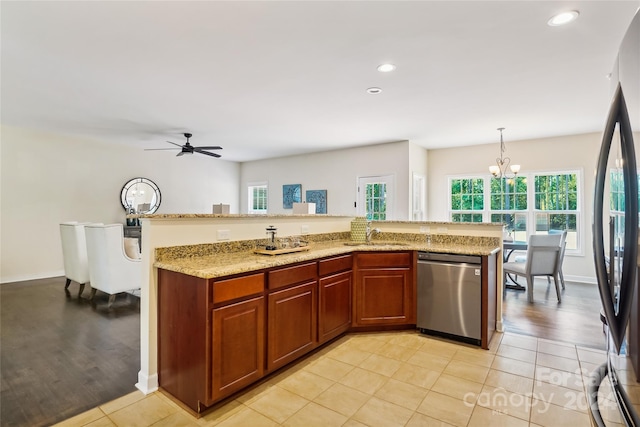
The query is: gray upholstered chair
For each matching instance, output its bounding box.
[549,230,568,289]
[59,222,91,297]
[513,230,567,288]
[503,234,563,303]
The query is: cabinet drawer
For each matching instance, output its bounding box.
[356,252,411,268]
[213,273,265,304]
[268,262,317,290]
[318,254,353,277]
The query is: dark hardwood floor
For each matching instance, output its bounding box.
[502,277,607,351]
[1,277,140,427]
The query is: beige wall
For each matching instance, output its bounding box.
[427,131,640,283]
[0,125,241,283]
[239,141,415,220]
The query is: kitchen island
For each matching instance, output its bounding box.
[153,230,500,414]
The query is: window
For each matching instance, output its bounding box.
[609,169,640,242]
[534,173,578,249]
[248,182,268,214]
[412,173,426,221]
[448,170,581,251]
[490,177,528,241]
[450,178,484,223]
[358,175,394,220]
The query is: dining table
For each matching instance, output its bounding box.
[503,240,528,290]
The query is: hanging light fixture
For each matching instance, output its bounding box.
[489,127,520,178]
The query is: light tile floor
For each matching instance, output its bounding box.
[54,331,640,427]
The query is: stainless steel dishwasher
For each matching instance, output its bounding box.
[417,252,482,345]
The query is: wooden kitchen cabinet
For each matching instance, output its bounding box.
[353,252,416,327]
[157,269,210,412]
[157,269,265,412]
[267,262,318,372]
[211,295,264,401]
[318,255,353,344]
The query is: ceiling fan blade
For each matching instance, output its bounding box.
[144,148,181,151]
[194,148,221,158]
[176,151,186,157]
[195,146,222,150]
[166,141,184,148]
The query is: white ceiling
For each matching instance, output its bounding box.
[2,1,639,162]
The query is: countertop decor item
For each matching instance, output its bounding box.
[265,225,278,250]
[351,217,367,242]
[292,202,315,214]
[254,245,310,256]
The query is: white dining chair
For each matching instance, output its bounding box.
[59,222,91,297]
[85,223,141,308]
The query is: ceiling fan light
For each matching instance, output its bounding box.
[548,10,579,26]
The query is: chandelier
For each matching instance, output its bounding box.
[489,127,520,178]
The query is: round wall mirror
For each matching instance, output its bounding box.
[120,177,161,214]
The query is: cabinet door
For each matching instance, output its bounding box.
[267,282,317,371]
[354,268,414,326]
[158,269,209,412]
[319,271,352,344]
[211,296,265,402]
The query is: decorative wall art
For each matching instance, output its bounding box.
[305,190,327,214]
[282,184,302,209]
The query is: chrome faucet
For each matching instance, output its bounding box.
[366,222,381,243]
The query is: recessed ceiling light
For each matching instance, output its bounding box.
[377,63,396,73]
[547,10,579,26]
[367,87,382,94]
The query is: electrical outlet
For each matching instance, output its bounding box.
[419,226,430,233]
[300,225,310,234]
[217,229,230,240]
[437,227,448,234]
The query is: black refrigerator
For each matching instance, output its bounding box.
[590,8,640,427]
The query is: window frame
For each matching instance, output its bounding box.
[247,181,268,215]
[357,175,395,220]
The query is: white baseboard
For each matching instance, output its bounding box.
[0,270,65,284]
[136,371,158,395]
[565,274,598,285]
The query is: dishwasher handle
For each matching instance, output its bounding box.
[418,252,481,265]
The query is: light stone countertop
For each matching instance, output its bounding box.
[154,239,501,280]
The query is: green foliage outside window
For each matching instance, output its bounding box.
[451,178,484,211]
[534,173,577,232]
[534,174,577,211]
[366,183,387,220]
[452,213,483,222]
[610,170,625,212]
[250,186,268,212]
[490,177,527,210]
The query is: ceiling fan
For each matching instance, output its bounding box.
[146,133,222,158]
